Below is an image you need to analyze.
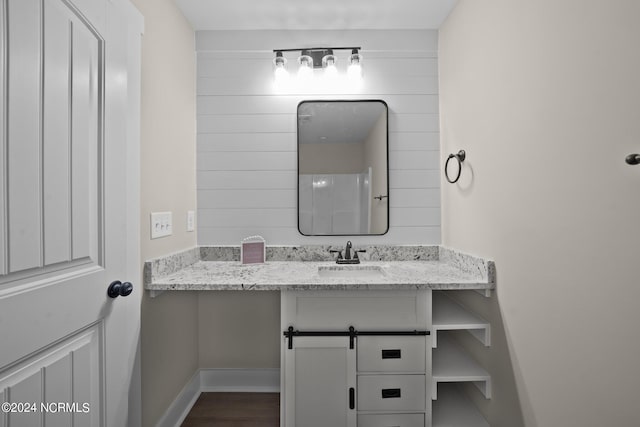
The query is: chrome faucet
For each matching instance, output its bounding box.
[330,241,366,264]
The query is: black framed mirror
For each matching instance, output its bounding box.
[297,100,389,236]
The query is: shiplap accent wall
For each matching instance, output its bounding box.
[196,30,441,245]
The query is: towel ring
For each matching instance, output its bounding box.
[445,150,466,184]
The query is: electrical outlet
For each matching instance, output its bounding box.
[187,210,195,232]
[150,212,172,239]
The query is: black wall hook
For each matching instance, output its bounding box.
[445,150,466,183]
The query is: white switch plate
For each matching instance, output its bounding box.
[186,210,195,232]
[151,212,172,239]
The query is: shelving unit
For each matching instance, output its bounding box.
[432,291,491,348]
[431,289,492,426]
[432,383,489,427]
[432,335,491,399]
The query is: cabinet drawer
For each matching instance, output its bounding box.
[357,375,425,411]
[284,290,430,330]
[358,336,426,372]
[358,413,424,427]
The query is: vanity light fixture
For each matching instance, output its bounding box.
[272,47,363,86]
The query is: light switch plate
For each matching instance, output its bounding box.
[187,210,195,232]
[151,212,172,239]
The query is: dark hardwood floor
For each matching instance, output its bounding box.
[181,392,280,427]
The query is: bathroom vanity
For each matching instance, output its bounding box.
[281,288,431,427]
[145,245,495,427]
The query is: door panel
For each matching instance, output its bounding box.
[0,390,4,427]
[284,336,356,427]
[8,371,41,427]
[45,355,73,427]
[0,0,142,426]
[43,0,72,266]
[6,0,42,273]
[0,0,4,277]
[3,0,102,278]
[69,8,100,263]
[1,324,101,426]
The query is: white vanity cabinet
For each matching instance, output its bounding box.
[281,289,433,427]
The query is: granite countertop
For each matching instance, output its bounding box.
[144,246,496,292]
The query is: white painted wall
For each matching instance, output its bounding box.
[440,1,640,426]
[196,30,441,245]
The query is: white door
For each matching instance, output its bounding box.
[0,0,142,426]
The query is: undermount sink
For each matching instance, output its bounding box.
[317,265,386,279]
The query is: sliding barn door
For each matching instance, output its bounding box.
[0,0,142,426]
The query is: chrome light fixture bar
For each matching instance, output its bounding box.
[272,47,363,84]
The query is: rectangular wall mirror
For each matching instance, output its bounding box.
[298,100,389,236]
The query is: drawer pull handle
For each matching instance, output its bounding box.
[349,387,355,409]
[381,349,401,359]
[381,388,401,399]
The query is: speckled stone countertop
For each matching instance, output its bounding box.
[144,246,496,292]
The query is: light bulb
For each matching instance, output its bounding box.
[347,62,362,82]
[273,51,289,86]
[297,53,314,83]
[348,49,363,84]
[322,52,338,82]
[324,62,338,78]
[274,65,289,85]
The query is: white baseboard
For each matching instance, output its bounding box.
[153,370,201,427]
[154,368,281,427]
[200,368,280,392]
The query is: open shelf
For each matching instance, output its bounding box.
[432,336,491,400]
[432,291,491,348]
[433,383,489,427]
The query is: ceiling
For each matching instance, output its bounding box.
[176,0,458,31]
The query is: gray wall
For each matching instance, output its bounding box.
[440,1,640,426]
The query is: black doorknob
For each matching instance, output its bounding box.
[625,153,640,165]
[107,280,134,298]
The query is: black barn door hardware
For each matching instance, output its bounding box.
[284,326,429,350]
